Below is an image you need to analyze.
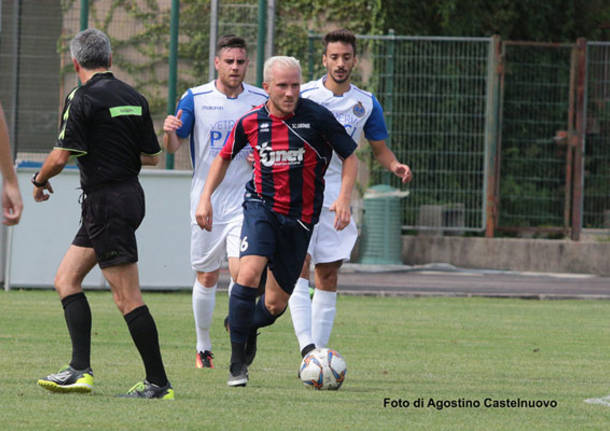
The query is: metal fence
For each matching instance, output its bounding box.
[498,42,574,232]
[2,2,609,237]
[585,42,610,229]
[308,34,493,232]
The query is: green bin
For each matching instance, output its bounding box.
[359,184,406,265]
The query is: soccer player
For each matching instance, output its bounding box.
[34,29,173,399]
[163,35,267,369]
[289,29,413,357]
[196,56,358,387]
[0,102,23,225]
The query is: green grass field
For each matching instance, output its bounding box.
[2,289,610,430]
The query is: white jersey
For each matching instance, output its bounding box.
[300,77,389,208]
[175,81,267,223]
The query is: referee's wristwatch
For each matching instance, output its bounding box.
[31,171,48,188]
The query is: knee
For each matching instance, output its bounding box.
[197,271,219,287]
[111,289,143,315]
[54,270,81,298]
[265,298,287,316]
[316,268,338,291]
[236,267,261,288]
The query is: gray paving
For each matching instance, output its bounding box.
[219,263,610,300]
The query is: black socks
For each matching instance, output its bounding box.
[61,292,92,371]
[124,305,168,387]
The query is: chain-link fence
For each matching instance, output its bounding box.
[308,34,493,232]
[2,1,609,236]
[585,42,610,229]
[498,42,573,232]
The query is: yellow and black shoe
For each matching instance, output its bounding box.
[120,380,174,399]
[37,365,94,393]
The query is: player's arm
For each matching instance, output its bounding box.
[332,152,358,230]
[163,109,185,154]
[0,103,22,225]
[32,148,72,202]
[141,153,160,166]
[365,95,412,183]
[195,154,231,231]
[164,90,195,154]
[369,139,412,183]
[34,89,87,202]
[195,116,248,231]
[320,106,359,230]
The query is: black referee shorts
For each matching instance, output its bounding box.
[73,179,145,269]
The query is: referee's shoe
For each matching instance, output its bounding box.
[38,365,94,393]
[120,380,175,399]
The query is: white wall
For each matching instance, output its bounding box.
[6,168,195,290]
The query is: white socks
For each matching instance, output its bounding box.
[311,289,337,348]
[289,277,315,352]
[227,278,235,298]
[192,279,216,353]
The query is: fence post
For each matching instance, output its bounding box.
[485,35,501,237]
[256,0,267,87]
[80,0,88,30]
[571,38,587,241]
[384,29,395,184]
[308,31,315,81]
[208,0,219,82]
[165,0,179,170]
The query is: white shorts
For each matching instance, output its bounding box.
[307,207,358,264]
[191,218,242,273]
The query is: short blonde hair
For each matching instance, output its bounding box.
[263,56,301,83]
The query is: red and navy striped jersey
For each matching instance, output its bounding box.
[220,98,356,224]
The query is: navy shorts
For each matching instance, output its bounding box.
[73,179,145,269]
[240,200,313,294]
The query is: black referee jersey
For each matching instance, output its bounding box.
[56,71,161,192]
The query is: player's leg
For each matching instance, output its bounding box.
[311,260,341,348]
[193,271,218,368]
[310,208,358,348]
[98,180,172,399]
[223,221,243,333]
[190,221,233,368]
[103,262,172,399]
[228,254,268,386]
[289,251,316,357]
[227,201,276,386]
[38,243,97,393]
[245,214,313,367]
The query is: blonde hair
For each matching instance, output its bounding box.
[263,56,301,83]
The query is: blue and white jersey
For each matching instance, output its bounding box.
[175,81,267,223]
[300,76,388,208]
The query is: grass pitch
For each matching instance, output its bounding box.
[2,290,610,430]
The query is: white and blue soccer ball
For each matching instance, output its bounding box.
[299,348,347,390]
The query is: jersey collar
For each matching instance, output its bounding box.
[321,75,352,97]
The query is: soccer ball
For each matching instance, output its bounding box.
[299,348,347,390]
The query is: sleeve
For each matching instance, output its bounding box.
[320,107,357,160]
[140,98,161,155]
[220,117,248,160]
[175,89,195,139]
[55,87,88,155]
[363,95,389,142]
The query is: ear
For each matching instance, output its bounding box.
[214,56,220,71]
[262,81,270,93]
[322,53,327,69]
[108,53,112,68]
[72,58,80,73]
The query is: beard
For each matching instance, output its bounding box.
[330,68,351,84]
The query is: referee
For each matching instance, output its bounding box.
[34,29,173,399]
